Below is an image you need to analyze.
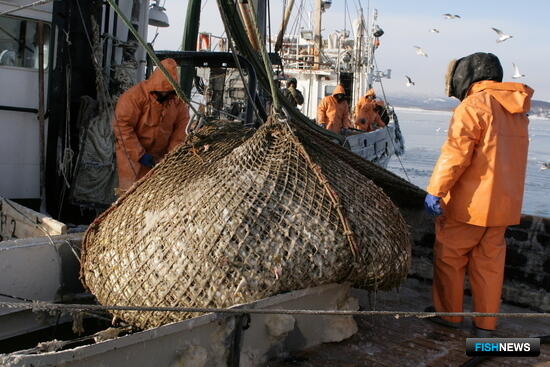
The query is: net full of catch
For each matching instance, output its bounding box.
[81,117,411,329]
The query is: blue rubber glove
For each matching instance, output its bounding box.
[424,194,443,216]
[139,153,155,168]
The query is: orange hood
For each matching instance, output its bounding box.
[332,84,346,95]
[144,58,180,92]
[468,80,534,114]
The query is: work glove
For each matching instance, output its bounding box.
[139,153,155,168]
[424,194,443,216]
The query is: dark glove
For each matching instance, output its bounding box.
[139,153,155,168]
[289,86,297,97]
[424,194,443,216]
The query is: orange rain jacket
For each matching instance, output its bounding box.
[427,80,534,227]
[317,85,351,134]
[354,96,384,132]
[113,58,189,193]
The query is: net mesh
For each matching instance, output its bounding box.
[81,118,411,329]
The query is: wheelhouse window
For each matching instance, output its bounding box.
[0,15,50,69]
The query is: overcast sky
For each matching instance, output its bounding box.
[149,0,550,101]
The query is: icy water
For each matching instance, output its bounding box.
[387,108,550,218]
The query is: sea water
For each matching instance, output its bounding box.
[387,108,550,218]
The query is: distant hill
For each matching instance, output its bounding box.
[388,95,550,118]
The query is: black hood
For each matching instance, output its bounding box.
[448,52,503,101]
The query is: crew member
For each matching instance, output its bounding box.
[317,85,351,134]
[354,88,385,132]
[424,52,534,335]
[281,77,304,107]
[113,58,189,195]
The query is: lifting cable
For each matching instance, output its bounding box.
[3,299,550,320]
[0,0,54,17]
[373,56,411,182]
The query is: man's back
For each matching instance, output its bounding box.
[428,80,533,226]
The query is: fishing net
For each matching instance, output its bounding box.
[81,118,411,329]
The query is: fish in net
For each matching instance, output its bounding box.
[81,117,411,329]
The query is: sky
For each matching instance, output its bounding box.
[149,0,550,101]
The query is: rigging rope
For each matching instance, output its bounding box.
[373,56,411,182]
[0,0,54,17]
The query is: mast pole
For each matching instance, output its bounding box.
[313,0,322,70]
[38,21,46,213]
[275,0,295,53]
[180,0,202,98]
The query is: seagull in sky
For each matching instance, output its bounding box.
[429,28,440,33]
[512,63,525,79]
[414,46,428,57]
[405,75,415,87]
[492,27,513,43]
[443,13,461,19]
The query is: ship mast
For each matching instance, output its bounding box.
[352,8,365,107]
[313,0,322,69]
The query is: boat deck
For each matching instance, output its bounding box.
[269,278,550,367]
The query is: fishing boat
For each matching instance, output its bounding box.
[274,1,404,167]
[1,1,550,366]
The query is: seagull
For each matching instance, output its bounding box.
[512,63,525,78]
[414,46,428,57]
[435,127,441,132]
[443,13,461,19]
[405,75,415,87]
[430,28,440,33]
[492,27,513,43]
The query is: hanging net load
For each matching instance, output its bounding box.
[81,118,411,330]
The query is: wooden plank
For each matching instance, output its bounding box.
[0,196,67,240]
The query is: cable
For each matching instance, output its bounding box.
[224,35,263,123]
[4,299,550,320]
[0,0,54,17]
[373,55,411,182]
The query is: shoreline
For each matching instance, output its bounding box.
[393,106,550,120]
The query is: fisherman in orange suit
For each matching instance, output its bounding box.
[354,88,385,132]
[317,84,351,134]
[424,52,534,336]
[113,58,189,195]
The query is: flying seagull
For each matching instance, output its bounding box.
[414,46,428,57]
[492,27,513,43]
[405,75,415,87]
[429,28,440,33]
[512,63,525,78]
[443,13,461,19]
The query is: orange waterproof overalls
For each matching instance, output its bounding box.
[427,81,534,330]
[354,96,384,132]
[113,58,189,194]
[316,85,351,134]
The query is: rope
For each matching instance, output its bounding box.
[2,300,550,320]
[0,0,54,16]
[373,56,411,182]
